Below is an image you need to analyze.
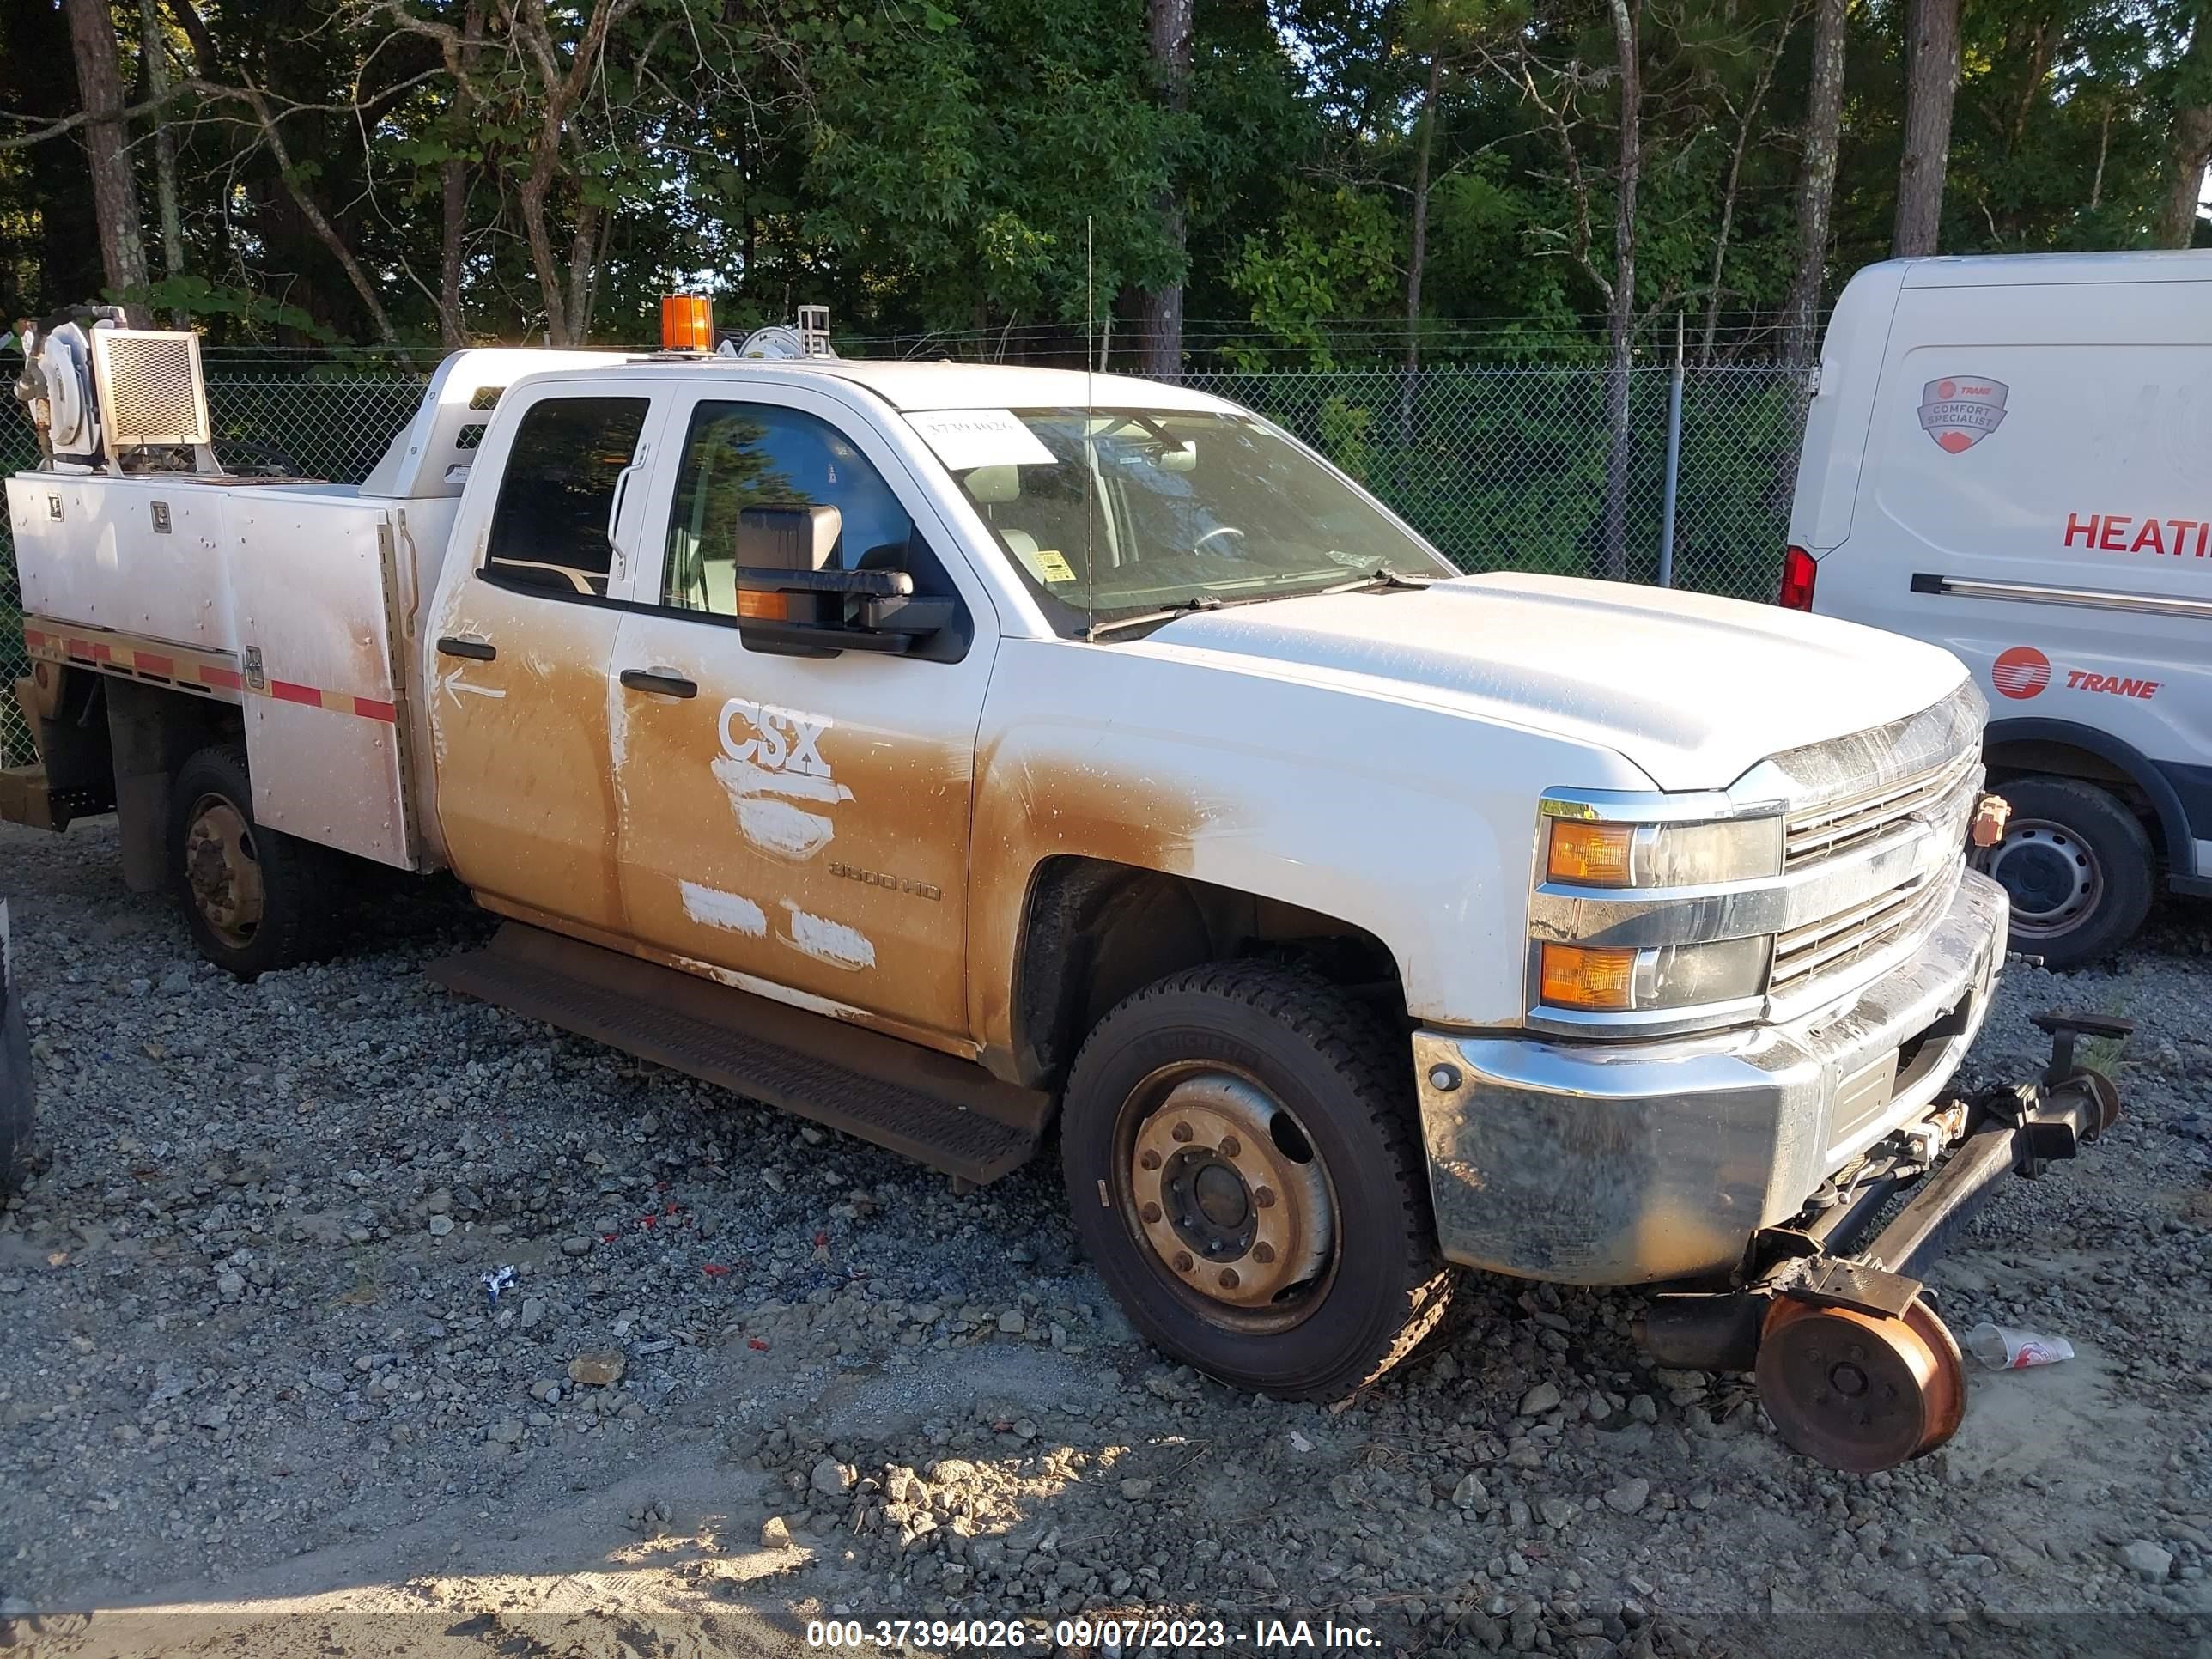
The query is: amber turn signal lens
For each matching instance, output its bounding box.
[735,588,789,620]
[1539,944,1637,1012]
[1547,820,1635,885]
[661,293,714,351]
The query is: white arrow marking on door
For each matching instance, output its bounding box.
[441,665,506,708]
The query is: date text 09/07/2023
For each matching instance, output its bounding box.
[805,1616,1383,1650]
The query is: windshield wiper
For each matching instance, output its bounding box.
[1085,594,1224,640]
[1314,566,1436,596]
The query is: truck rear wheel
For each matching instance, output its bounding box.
[1059,961,1455,1401]
[168,744,338,980]
[1985,775,2153,969]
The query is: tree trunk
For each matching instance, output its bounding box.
[436,0,486,346]
[1784,0,1847,365]
[2158,7,2212,248]
[64,0,151,322]
[1893,0,1961,257]
[439,160,469,344]
[1699,21,1786,365]
[1601,0,1641,582]
[1399,56,1442,459]
[138,0,187,325]
[1134,0,1193,379]
[1406,57,1441,374]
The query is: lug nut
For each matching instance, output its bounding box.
[1218,1135,1241,1158]
[1252,1242,1276,1264]
[1218,1269,1240,1291]
[1172,1251,1194,1273]
[1170,1121,1194,1143]
[1139,1149,1162,1171]
[1254,1186,1276,1209]
[1139,1201,1163,1223]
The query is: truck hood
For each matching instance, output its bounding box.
[1140,571,1971,792]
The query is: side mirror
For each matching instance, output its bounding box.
[729,507,951,653]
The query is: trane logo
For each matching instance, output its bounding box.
[1990,647,2051,700]
[2064,670,2160,701]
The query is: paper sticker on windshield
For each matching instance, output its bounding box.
[1033,550,1076,583]
[908,409,1057,471]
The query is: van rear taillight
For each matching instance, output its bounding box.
[1778,545,1817,611]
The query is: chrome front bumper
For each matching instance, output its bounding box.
[1412,866,2008,1285]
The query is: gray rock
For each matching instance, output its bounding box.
[307,1369,347,1395]
[427,1214,454,1237]
[1519,1382,1562,1417]
[996,1310,1026,1334]
[1604,1479,1650,1515]
[560,1237,593,1257]
[216,1271,245,1299]
[761,1516,793,1549]
[2118,1540,2173,1582]
[1121,1479,1154,1500]
[520,1297,546,1329]
[487,1419,524,1444]
[1453,1473,1490,1510]
[811,1456,856,1497]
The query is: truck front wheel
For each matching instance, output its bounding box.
[1060,961,1455,1401]
[1984,775,2153,969]
[168,744,337,979]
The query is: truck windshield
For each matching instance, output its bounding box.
[921,408,1455,633]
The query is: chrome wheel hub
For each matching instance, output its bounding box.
[1128,1073,1332,1310]
[184,797,264,947]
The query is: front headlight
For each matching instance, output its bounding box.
[1542,808,1781,889]
[1538,937,1773,1013]
[1531,794,1785,1033]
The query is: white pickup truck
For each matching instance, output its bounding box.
[3,315,2124,1472]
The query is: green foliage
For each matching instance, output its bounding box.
[0,0,2204,351]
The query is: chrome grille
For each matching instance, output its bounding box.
[1772,866,1957,994]
[1784,749,1979,869]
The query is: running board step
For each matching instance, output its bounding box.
[428,923,1048,1184]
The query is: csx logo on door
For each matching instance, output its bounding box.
[718,698,832,778]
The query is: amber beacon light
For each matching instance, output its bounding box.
[661,294,714,351]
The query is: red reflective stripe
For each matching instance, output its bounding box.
[200,665,242,690]
[269,679,322,707]
[135,653,175,678]
[354,696,398,723]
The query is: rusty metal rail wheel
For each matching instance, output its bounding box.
[1638,1009,2128,1474]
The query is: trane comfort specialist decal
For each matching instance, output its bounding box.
[1918,377,2008,453]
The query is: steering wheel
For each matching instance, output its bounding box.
[1193,525,1246,556]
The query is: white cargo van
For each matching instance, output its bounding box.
[1784,251,2212,966]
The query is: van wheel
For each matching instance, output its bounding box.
[1985,775,2153,969]
[168,744,338,980]
[1059,961,1455,1401]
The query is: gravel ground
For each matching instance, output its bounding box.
[2,817,2209,1659]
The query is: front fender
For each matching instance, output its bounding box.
[966,639,1654,1056]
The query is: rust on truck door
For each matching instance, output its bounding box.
[608,390,994,1048]
[429,392,657,935]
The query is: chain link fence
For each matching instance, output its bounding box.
[0,357,1812,767]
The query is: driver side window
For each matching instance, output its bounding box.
[663,401,923,616]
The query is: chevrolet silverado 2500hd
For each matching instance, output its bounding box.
[3,315,2124,1472]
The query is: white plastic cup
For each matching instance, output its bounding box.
[1966,1322,2075,1370]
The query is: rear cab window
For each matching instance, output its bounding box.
[483,397,649,599]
